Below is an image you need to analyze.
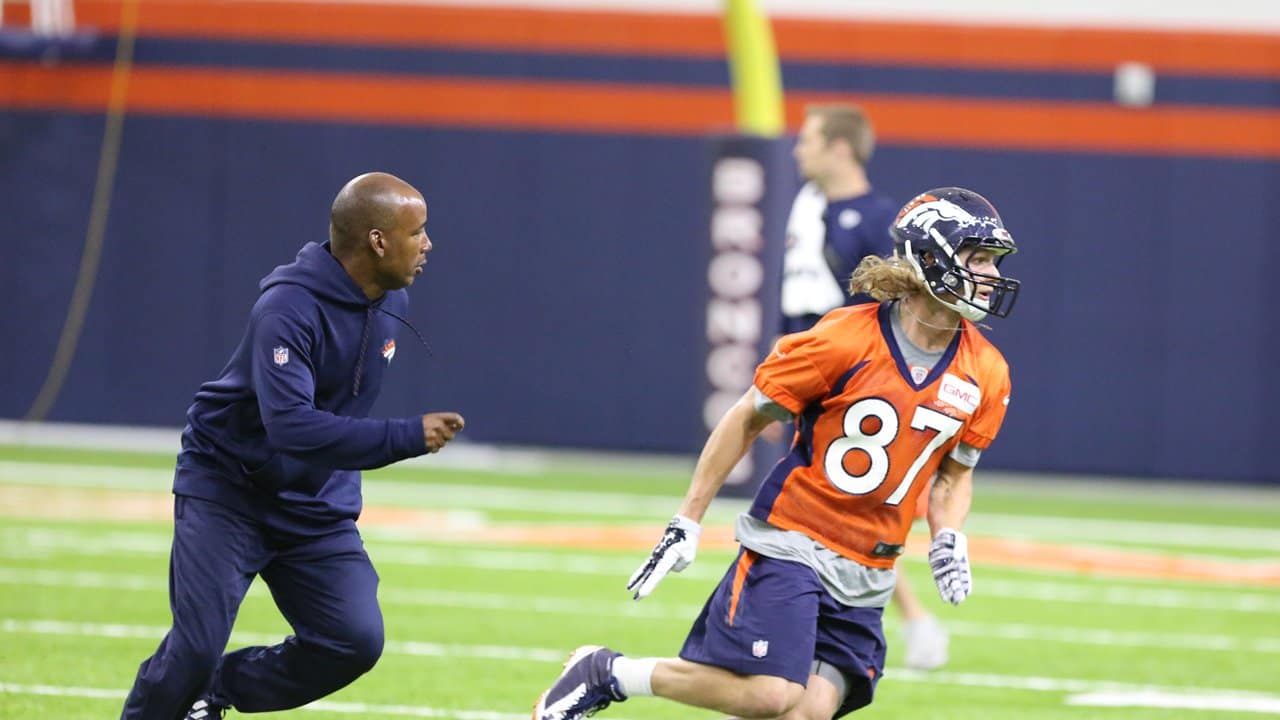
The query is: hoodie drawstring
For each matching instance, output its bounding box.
[352,306,373,397]
[352,305,432,397]
[376,306,433,357]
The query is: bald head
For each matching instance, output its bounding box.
[327,172,432,298]
[329,172,424,254]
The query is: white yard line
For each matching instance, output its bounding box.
[7,525,1279,613]
[361,481,722,520]
[0,461,173,491]
[942,620,1280,653]
[3,571,1279,654]
[1066,690,1280,714]
[0,619,562,662]
[0,420,692,476]
[301,700,528,719]
[965,513,1280,552]
[0,460,727,520]
[4,665,1280,717]
[893,668,1280,700]
[2,460,1277,551]
[0,682,532,719]
[976,578,1280,614]
[0,683,123,700]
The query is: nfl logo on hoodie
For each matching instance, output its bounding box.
[273,346,289,366]
[752,640,769,658]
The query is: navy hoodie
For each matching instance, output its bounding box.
[174,241,426,532]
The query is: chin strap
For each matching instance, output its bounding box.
[902,239,989,322]
[938,288,988,322]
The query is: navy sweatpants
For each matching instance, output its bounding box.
[121,495,384,719]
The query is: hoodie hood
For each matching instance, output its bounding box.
[259,241,371,306]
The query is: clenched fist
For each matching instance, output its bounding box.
[422,412,465,453]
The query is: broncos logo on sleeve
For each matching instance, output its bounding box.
[749,303,1011,568]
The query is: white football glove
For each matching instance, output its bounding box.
[627,514,701,600]
[928,528,973,606]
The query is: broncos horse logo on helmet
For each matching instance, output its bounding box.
[891,187,1020,322]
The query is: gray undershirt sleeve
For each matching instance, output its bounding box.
[753,386,796,423]
[949,441,982,467]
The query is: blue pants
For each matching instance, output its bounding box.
[121,495,383,719]
[680,548,886,718]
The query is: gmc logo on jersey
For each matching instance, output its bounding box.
[939,374,980,414]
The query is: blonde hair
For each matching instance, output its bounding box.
[807,103,875,166]
[848,255,926,302]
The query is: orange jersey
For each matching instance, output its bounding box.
[749,303,1011,568]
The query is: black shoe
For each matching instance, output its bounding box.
[533,645,626,720]
[184,698,227,719]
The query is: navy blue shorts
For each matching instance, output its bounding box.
[679,548,887,717]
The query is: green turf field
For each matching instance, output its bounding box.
[1,443,1278,719]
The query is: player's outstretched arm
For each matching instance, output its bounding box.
[626,391,774,600]
[679,391,775,523]
[927,457,975,605]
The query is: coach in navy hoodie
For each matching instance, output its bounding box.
[122,172,465,720]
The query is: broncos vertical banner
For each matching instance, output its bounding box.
[704,136,796,496]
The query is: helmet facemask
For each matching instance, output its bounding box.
[905,232,1020,322]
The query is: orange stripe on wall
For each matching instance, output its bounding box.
[66,0,1280,77]
[773,19,1280,78]
[4,62,1279,159]
[0,63,737,135]
[72,0,726,56]
[5,3,30,24]
[793,93,1280,160]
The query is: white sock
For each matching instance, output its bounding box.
[612,656,658,697]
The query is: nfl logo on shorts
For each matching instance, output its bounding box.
[752,639,769,658]
[273,346,289,366]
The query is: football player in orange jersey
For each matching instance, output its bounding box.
[533,187,1018,720]
[779,102,947,672]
